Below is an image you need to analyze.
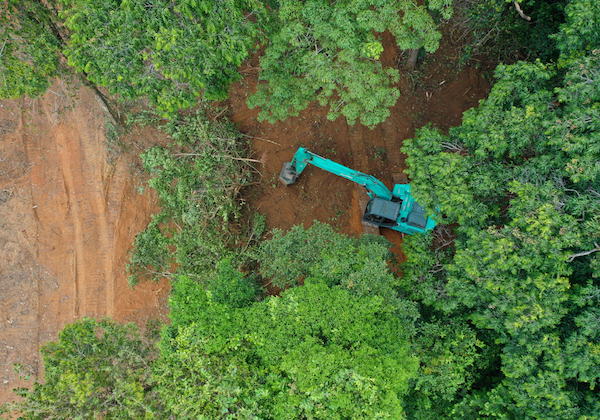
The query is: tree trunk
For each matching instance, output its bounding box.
[82,78,122,126]
[405,49,419,72]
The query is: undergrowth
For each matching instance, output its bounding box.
[126,107,263,286]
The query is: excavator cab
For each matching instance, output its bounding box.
[406,202,428,229]
[363,198,401,227]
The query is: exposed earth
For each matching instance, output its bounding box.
[0,29,490,402]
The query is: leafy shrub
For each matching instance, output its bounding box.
[127,110,254,285]
[207,258,260,308]
[168,260,259,328]
[258,221,396,295]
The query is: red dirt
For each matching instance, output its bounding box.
[229,29,491,259]
[0,83,170,401]
[0,25,490,402]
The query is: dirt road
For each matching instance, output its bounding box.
[0,83,169,402]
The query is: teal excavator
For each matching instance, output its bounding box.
[280,147,436,235]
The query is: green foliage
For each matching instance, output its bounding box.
[401,3,600,415]
[207,258,259,308]
[168,260,259,328]
[248,0,452,128]
[461,0,567,62]
[0,0,62,98]
[126,217,172,282]
[60,0,266,114]
[168,275,212,329]
[1,0,266,110]
[127,110,253,285]
[399,231,456,312]
[404,127,487,227]
[156,278,420,419]
[153,322,268,419]
[258,221,397,297]
[553,0,600,57]
[405,319,484,418]
[7,318,162,419]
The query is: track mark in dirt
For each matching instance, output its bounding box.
[55,129,86,316]
[0,85,170,403]
[381,113,409,174]
[347,123,369,173]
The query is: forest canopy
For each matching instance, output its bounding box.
[3,0,600,418]
[400,0,600,416]
[1,0,450,125]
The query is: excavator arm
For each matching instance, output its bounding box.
[280,147,393,200]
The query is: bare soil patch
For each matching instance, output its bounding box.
[228,28,491,257]
[0,84,170,402]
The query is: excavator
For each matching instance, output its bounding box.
[280,147,436,235]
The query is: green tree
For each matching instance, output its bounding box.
[405,319,484,419]
[400,0,600,415]
[155,278,420,419]
[158,222,486,418]
[247,0,453,128]
[0,0,62,98]
[60,0,266,114]
[257,222,406,306]
[1,0,266,113]
[6,318,162,419]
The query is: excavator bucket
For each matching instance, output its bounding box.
[279,162,298,186]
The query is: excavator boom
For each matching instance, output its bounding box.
[280,147,393,200]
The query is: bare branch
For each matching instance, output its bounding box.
[241,133,281,146]
[441,141,467,153]
[567,242,600,262]
[514,0,531,21]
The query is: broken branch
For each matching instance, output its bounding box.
[567,242,600,262]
